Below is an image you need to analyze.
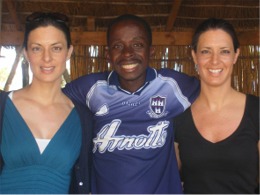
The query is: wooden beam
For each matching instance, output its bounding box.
[71,32,105,45]
[0,31,24,45]
[87,16,95,31]
[166,0,182,31]
[0,30,259,46]
[4,0,22,31]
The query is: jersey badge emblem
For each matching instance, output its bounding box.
[147,95,168,118]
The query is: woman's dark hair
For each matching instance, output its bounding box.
[107,14,152,46]
[192,18,240,52]
[23,12,71,50]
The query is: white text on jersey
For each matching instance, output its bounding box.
[93,119,169,153]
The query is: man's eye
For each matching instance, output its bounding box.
[133,43,144,48]
[112,44,122,49]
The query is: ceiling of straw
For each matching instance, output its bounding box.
[1,0,259,33]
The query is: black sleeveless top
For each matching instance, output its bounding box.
[174,94,259,194]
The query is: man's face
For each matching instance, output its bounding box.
[106,20,154,92]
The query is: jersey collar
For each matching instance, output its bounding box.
[107,67,157,95]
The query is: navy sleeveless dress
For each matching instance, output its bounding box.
[0,98,81,194]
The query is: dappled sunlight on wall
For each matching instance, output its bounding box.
[0,47,23,91]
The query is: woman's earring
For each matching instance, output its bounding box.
[195,64,199,74]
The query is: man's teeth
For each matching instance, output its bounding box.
[122,63,138,69]
[209,69,222,73]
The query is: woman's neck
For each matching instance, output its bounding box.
[194,84,240,111]
[21,82,65,105]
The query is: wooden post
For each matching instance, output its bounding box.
[21,57,29,87]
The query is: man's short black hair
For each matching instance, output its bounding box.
[107,14,152,46]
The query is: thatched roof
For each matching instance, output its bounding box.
[1,0,259,46]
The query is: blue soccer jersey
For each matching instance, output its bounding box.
[64,67,200,194]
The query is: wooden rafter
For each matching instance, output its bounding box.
[1,30,259,46]
[4,0,22,31]
[87,16,95,31]
[166,0,182,31]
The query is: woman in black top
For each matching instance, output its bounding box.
[174,18,259,194]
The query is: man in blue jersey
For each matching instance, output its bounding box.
[63,14,200,194]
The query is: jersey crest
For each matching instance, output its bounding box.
[147,95,168,118]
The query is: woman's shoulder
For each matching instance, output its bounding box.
[246,94,259,104]
[245,94,259,114]
[173,107,192,124]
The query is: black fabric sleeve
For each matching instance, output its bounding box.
[246,94,259,138]
[0,91,8,173]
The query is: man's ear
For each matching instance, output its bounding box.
[149,46,155,58]
[105,46,111,63]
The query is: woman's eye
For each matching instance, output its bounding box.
[201,50,209,54]
[52,47,62,52]
[32,47,41,52]
[221,50,230,54]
